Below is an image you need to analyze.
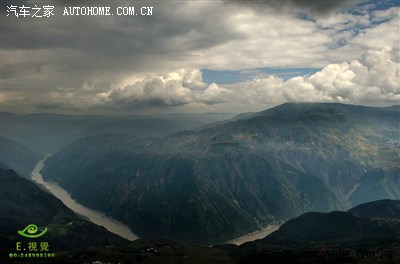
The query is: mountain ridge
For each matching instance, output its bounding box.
[41,102,400,245]
[235,199,400,264]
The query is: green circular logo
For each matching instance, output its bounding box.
[17,224,48,238]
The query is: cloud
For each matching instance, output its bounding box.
[226,0,361,15]
[1,1,399,114]
[0,93,6,103]
[107,74,193,107]
[1,1,241,95]
[200,83,232,104]
[224,48,400,109]
[46,49,400,112]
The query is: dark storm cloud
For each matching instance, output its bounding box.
[227,0,361,14]
[3,1,236,52]
[2,1,240,91]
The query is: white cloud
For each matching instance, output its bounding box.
[107,75,193,107]
[200,83,232,104]
[221,48,400,111]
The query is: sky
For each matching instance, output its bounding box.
[1,0,399,114]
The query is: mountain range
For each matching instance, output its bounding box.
[40,102,400,245]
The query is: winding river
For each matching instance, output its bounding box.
[31,156,138,241]
[31,156,278,245]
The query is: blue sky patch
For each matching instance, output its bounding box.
[202,68,321,84]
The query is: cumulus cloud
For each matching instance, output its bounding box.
[98,70,230,109]
[224,48,400,110]
[200,83,232,104]
[107,75,193,107]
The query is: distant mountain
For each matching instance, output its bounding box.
[42,103,400,245]
[1,112,234,153]
[0,136,43,178]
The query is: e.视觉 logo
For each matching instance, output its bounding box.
[9,224,55,259]
[17,224,48,238]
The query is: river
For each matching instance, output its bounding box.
[31,156,138,241]
[226,225,279,245]
[31,156,279,245]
